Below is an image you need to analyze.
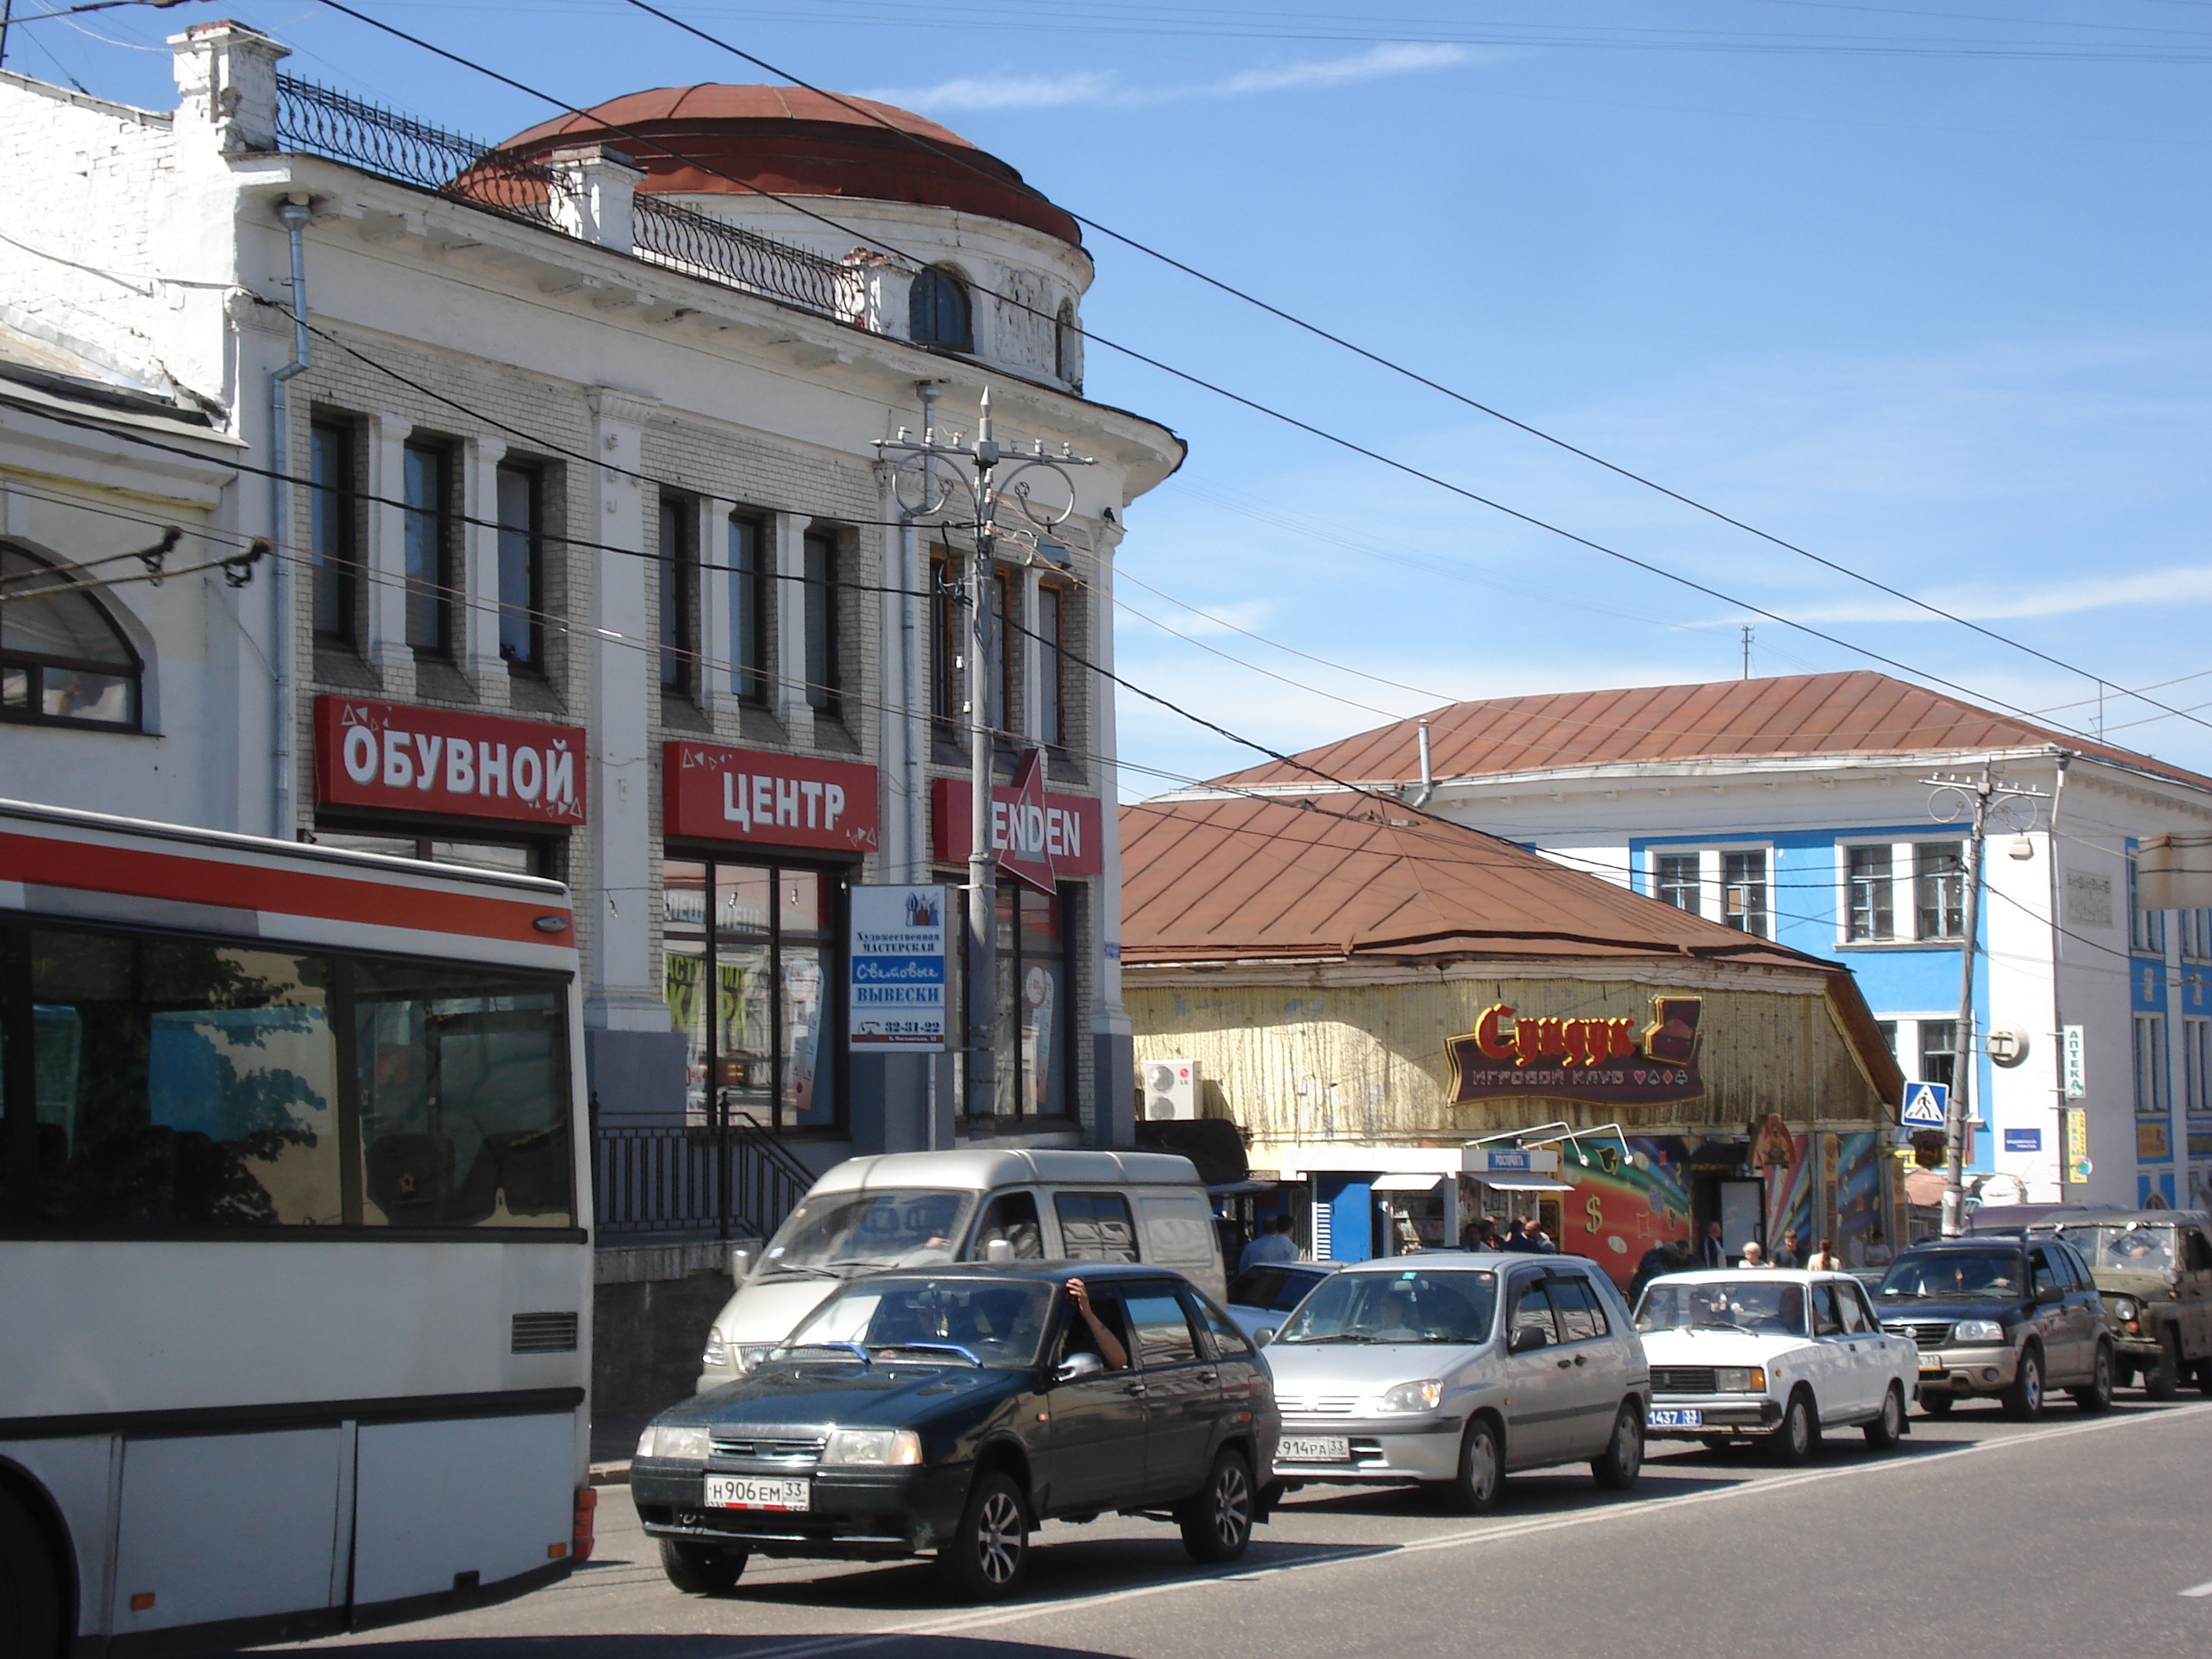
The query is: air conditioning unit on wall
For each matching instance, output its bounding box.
[1142,1058,1200,1121]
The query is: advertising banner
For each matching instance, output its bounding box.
[664,741,880,853]
[848,884,947,1049]
[313,696,586,826]
[931,772,1104,879]
[1446,995,1704,1108]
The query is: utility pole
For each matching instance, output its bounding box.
[877,390,1092,1122]
[1741,623,1753,680]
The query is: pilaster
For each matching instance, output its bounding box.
[775,511,814,744]
[362,412,412,692]
[462,438,507,699]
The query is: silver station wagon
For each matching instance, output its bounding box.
[1261,1254,1650,1511]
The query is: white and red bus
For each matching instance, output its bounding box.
[0,798,594,1657]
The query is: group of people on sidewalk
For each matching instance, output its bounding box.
[1628,1221,1889,1302]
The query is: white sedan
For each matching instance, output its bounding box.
[1633,1271,1918,1463]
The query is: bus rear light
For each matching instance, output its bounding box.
[533,916,570,932]
[130,1594,156,1612]
[573,1486,597,1562]
[548,1543,567,1558]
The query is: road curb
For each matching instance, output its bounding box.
[589,1460,632,1487]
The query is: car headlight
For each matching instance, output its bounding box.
[636,1424,711,1461]
[2110,1298,2139,1321]
[1954,1320,2004,1343]
[820,1428,923,1468]
[1378,1379,1444,1413]
[1712,1368,1767,1393]
[701,1326,728,1368]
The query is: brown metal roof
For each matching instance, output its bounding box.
[1122,794,1827,970]
[1213,671,2212,795]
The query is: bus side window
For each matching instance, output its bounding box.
[970,1189,1042,1259]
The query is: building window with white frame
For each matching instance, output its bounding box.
[2183,1015,2211,1114]
[1722,849,1768,938]
[1656,853,1700,915]
[2135,1012,2170,1115]
[1920,1019,1958,1094]
[1847,844,1895,942]
[2180,909,2211,963]
[1916,841,1965,940]
[2130,857,2167,955]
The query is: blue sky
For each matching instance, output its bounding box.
[20,2,2212,796]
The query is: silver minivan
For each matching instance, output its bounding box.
[1262,1254,1650,1511]
[694,1148,1224,1392]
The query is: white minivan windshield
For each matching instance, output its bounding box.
[761,1187,978,1276]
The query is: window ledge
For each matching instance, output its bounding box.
[1833,939,1965,952]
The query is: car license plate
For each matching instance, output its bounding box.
[1279,1435,1350,1462]
[1647,1408,1702,1429]
[704,1475,810,1511]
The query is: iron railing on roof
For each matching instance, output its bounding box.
[632,192,851,320]
[273,73,855,325]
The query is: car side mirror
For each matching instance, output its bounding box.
[983,1238,1014,1264]
[729,1246,755,1283]
[1507,1325,1549,1355]
[1254,1328,1277,1348]
[1053,1351,1105,1385]
[2035,1283,2061,1305]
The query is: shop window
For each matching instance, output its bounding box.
[496,461,544,672]
[728,511,770,705]
[1920,1019,1958,1094]
[1655,853,1699,915]
[2135,1013,2170,1115]
[310,831,540,878]
[1916,841,1965,941]
[1846,844,1894,942]
[1722,850,1767,938]
[910,266,973,350]
[0,544,142,731]
[662,859,839,1133]
[1038,582,1068,749]
[659,491,699,701]
[309,418,360,646]
[401,439,456,657]
[985,881,1071,1121]
[803,529,841,720]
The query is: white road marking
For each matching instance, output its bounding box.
[720,1402,2212,1659]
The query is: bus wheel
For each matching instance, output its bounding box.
[0,1486,63,1659]
[658,1539,749,1595]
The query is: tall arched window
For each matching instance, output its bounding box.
[1055,300,1080,386]
[1,543,143,731]
[909,266,973,351]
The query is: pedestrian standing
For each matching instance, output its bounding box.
[1697,1220,1727,1269]
[1238,1212,1300,1273]
[1863,1230,1893,1267]
[1807,1236,1843,1271]
[1772,1229,1801,1269]
[1740,1241,1768,1269]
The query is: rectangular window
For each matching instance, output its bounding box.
[496,462,542,671]
[1038,583,1067,748]
[1876,1020,1899,1056]
[2180,910,2210,962]
[803,529,840,720]
[1846,844,1894,942]
[986,880,1071,1120]
[1916,841,1965,940]
[401,441,455,656]
[2184,1016,2211,1114]
[987,567,1013,738]
[1722,850,1767,938]
[1657,853,1700,915]
[2130,858,2166,955]
[661,858,839,1133]
[1055,1192,1138,1262]
[658,493,698,698]
[309,419,357,645]
[1920,1020,1958,1094]
[929,548,962,734]
[728,512,769,705]
[2136,1013,2170,1115]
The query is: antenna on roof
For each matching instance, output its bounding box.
[1741,622,1754,681]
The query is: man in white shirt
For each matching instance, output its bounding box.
[1239,1213,1300,1273]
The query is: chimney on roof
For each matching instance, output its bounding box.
[1404,718,1434,809]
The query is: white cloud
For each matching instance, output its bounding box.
[862,42,1478,114]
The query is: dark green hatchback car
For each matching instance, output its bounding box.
[631,1261,1280,1601]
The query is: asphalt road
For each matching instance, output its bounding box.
[259,1396,2212,1659]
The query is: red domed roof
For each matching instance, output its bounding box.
[500,85,1080,247]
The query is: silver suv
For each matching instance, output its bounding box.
[1261,1254,1650,1512]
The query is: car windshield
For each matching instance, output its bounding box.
[1635,1277,1807,1335]
[1273,1268,1496,1345]
[782,1276,1054,1367]
[1879,1250,2027,1300]
[760,1188,977,1276]
[2052,1224,2175,1272]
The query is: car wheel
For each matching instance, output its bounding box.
[1863,1382,1906,1450]
[2145,1330,2182,1401]
[657,1538,749,1595]
[2002,1347,2045,1421]
[1438,1419,1504,1514]
[2070,1342,2115,1414]
[1766,1390,1817,1465]
[1921,1393,1954,1415]
[937,1469,1030,1602]
[1591,1404,1644,1491]
[0,1486,63,1659]
[1177,1448,1255,1564]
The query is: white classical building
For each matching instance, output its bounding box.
[0,25,1182,1177]
[1188,672,2212,1213]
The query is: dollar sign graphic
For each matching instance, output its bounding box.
[1585,1196,1604,1235]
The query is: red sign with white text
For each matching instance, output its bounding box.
[931,775,1104,879]
[663,742,881,853]
[313,697,587,825]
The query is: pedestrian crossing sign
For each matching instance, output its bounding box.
[1901,1082,1950,1128]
